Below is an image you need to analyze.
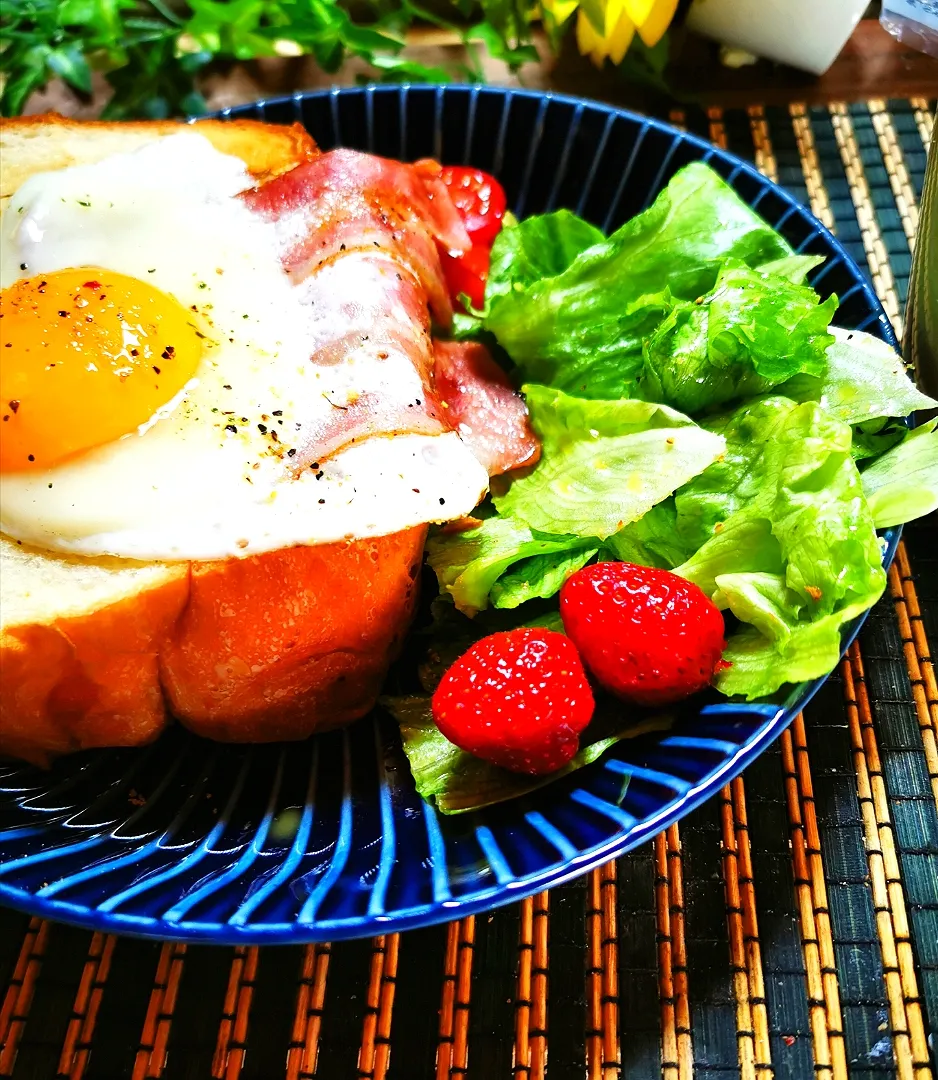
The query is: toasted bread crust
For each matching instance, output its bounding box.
[0,530,426,765]
[0,561,189,765]
[0,112,318,211]
[161,527,427,742]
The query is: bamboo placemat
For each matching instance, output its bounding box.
[1,96,936,1080]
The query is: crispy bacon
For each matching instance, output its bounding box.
[242,149,539,476]
[433,340,541,476]
[243,149,468,326]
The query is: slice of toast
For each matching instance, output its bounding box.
[0,112,319,213]
[0,115,425,766]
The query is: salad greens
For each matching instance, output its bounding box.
[861,419,938,528]
[641,261,837,415]
[394,161,938,813]
[384,694,671,815]
[429,162,938,703]
[673,397,886,698]
[491,387,726,539]
[481,164,792,395]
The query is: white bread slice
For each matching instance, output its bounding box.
[0,112,318,214]
[0,116,425,766]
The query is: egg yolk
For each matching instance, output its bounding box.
[0,268,202,472]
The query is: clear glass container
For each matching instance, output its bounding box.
[880,0,938,57]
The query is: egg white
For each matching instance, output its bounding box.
[0,132,488,560]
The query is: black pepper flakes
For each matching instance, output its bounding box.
[27,454,35,462]
[318,498,325,504]
[272,410,282,416]
[152,366,161,375]
[257,423,267,434]
[439,497,445,505]
[287,448,296,457]
[223,384,232,390]
[9,401,20,415]
[225,424,238,434]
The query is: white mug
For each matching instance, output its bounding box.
[685,0,870,75]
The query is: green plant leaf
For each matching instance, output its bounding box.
[47,42,93,93]
[674,396,886,699]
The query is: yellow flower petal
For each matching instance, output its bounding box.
[577,0,609,34]
[604,0,624,37]
[635,0,678,46]
[576,8,607,65]
[540,0,579,25]
[606,9,636,64]
[622,0,656,24]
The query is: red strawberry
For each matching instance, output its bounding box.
[560,562,727,706]
[431,628,595,775]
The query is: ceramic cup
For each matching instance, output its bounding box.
[685,0,869,75]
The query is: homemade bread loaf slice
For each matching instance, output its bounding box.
[0,529,426,766]
[0,115,427,766]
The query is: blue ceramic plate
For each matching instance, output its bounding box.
[0,87,900,943]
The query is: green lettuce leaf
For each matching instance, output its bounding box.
[602,500,689,569]
[482,163,791,390]
[493,385,726,540]
[426,515,594,615]
[486,209,604,304]
[490,546,599,609]
[675,396,886,699]
[861,419,938,528]
[715,592,875,699]
[755,253,826,283]
[780,326,937,427]
[384,695,671,814]
[641,261,836,415]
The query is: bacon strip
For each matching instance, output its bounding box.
[242,149,538,476]
[433,340,541,476]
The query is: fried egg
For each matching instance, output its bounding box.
[0,133,488,560]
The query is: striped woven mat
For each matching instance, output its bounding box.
[0,97,936,1080]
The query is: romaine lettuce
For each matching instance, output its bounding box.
[426,515,594,615]
[384,694,670,814]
